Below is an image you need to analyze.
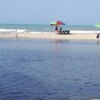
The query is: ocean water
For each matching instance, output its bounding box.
[0,39,100,100]
[0,24,100,33]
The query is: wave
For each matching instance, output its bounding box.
[0,28,100,34]
[70,30,100,34]
[0,29,26,33]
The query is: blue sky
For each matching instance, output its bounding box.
[0,0,99,25]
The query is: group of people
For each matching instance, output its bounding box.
[96,33,100,39]
[55,26,62,32]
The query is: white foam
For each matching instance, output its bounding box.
[16,29,26,33]
[0,29,15,32]
[0,29,26,33]
[0,29,100,34]
[70,30,100,34]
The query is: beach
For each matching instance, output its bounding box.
[0,31,98,40]
[0,24,100,40]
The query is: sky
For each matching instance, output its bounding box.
[0,0,100,25]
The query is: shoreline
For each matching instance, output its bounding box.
[0,32,99,40]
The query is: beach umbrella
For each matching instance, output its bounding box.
[50,20,65,26]
[95,24,100,28]
[50,20,65,32]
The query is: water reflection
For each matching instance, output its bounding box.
[53,39,70,66]
[53,39,70,53]
[54,39,70,44]
[96,40,100,45]
[96,40,100,55]
[0,39,100,100]
[96,40,100,68]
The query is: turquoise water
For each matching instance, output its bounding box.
[0,24,100,32]
[0,39,100,100]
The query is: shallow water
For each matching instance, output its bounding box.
[0,39,100,100]
[0,24,100,32]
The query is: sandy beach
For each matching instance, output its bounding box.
[0,32,99,40]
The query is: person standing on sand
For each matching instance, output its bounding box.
[59,27,62,31]
[55,26,58,32]
[59,27,63,34]
[15,29,18,37]
[96,33,100,39]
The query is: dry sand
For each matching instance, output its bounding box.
[0,32,98,40]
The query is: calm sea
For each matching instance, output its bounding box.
[0,24,100,32]
[0,39,100,100]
